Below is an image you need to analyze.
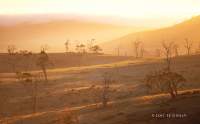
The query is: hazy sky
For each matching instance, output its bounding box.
[0,0,200,52]
[1,0,200,20]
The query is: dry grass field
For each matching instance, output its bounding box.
[0,54,200,124]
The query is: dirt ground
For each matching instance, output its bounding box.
[0,54,200,124]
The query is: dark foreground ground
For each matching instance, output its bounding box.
[0,54,200,124]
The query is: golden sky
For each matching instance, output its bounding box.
[1,0,200,20]
[0,0,200,52]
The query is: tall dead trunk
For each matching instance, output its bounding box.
[169,82,176,98]
[42,66,47,82]
[33,81,38,113]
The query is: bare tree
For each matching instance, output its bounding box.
[76,44,86,54]
[79,44,86,53]
[145,70,186,98]
[101,72,115,107]
[7,45,17,55]
[140,44,145,58]
[133,40,141,58]
[173,44,179,57]
[17,72,43,114]
[145,41,186,99]
[36,50,49,82]
[41,44,50,52]
[162,41,174,72]
[87,38,95,53]
[184,38,193,56]
[31,73,43,113]
[90,45,102,54]
[65,40,70,53]
[7,45,18,72]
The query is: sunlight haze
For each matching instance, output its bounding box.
[0,0,200,26]
[0,0,200,53]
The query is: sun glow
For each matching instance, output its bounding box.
[0,0,200,19]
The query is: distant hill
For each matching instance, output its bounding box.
[0,19,140,52]
[101,16,200,56]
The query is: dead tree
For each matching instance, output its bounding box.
[90,45,102,54]
[162,41,174,72]
[173,44,179,57]
[133,40,141,58]
[87,38,95,53]
[145,42,186,99]
[65,40,70,53]
[7,45,17,55]
[140,44,145,58]
[17,72,42,113]
[184,38,193,56]
[101,72,115,107]
[76,44,86,54]
[145,70,186,98]
[31,73,43,113]
[41,44,49,52]
[7,45,18,72]
[36,50,49,82]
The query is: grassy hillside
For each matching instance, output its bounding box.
[101,16,200,55]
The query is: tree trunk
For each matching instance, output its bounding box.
[42,66,48,82]
[169,84,176,98]
[33,81,37,113]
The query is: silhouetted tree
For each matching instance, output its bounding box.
[7,45,18,72]
[65,40,70,53]
[87,38,95,53]
[31,73,43,113]
[90,45,102,54]
[145,41,186,99]
[101,72,115,107]
[36,50,49,82]
[133,40,141,58]
[41,44,50,52]
[17,72,43,113]
[184,38,193,56]
[76,44,86,53]
[145,70,186,98]
[173,44,179,57]
[7,45,17,55]
[140,44,145,58]
[162,41,174,72]
[79,44,86,53]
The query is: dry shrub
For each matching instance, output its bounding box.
[145,69,186,98]
[101,72,116,108]
[192,90,200,94]
[58,110,79,124]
